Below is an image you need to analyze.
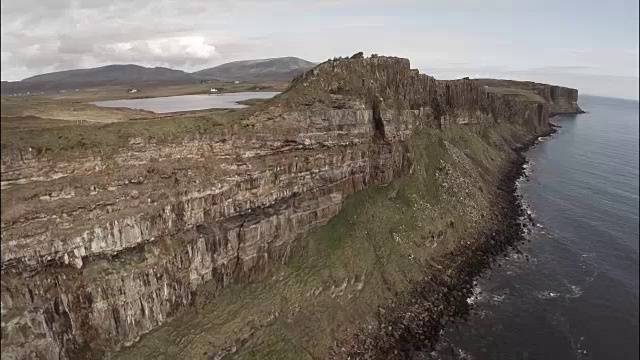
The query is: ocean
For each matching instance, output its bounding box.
[431,95,640,359]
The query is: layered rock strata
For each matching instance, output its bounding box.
[1,55,582,359]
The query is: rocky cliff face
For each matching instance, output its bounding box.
[0,55,581,359]
[472,78,583,115]
[535,84,583,115]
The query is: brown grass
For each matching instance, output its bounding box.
[0,80,287,159]
[0,81,289,124]
[0,108,246,159]
[235,98,270,106]
[1,96,154,123]
[471,79,547,103]
[1,116,87,130]
[482,86,545,103]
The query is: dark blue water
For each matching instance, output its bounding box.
[433,95,639,359]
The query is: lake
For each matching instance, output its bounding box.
[91,92,280,113]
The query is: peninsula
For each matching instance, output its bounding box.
[1,54,583,359]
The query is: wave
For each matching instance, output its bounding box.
[536,290,562,299]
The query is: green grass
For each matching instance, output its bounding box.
[483,86,545,103]
[114,125,520,360]
[0,79,288,160]
[235,98,270,107]
[0,109,245,159]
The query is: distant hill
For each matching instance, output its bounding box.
[192,57,316,82]
[21,64,194,84]
[2,65,195,94]
[1,57,317,94]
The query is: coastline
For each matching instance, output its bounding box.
[2,54,585,360]
[550,110,586,117]
[330,125,559,359]
[429,98,639,359]
[112,124,554,360]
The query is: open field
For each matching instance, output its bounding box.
[1,115,88,130]
[482,86,546,102]
[1,96,155,124]
[1,80,287,161]
[1,108,247,159]
[472,79,548,103]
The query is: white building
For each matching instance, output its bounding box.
[234,81,240,84]
[210,88,218,92]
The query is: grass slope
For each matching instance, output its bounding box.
[115,123,531,359]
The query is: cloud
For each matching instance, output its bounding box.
[0,0,638,99]
[424,65,640,101]
[0,0,226,77]
[94,36,219,67]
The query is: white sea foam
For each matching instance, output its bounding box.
[536,290,561,299]
[575,336,589,360]
[456,348,474,359]
[567,284,584,298]
[491,294,506,303]
[467,284,485,305]
[536,283,584,300]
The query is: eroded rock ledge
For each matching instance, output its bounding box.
[1,54,582,359]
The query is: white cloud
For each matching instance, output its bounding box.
[424,65,640,100]
[147,36,217,60]
[94,36,219,66]
[0,0,638,99]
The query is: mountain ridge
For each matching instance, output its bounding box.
[1,57,317,94]
[192,56,316,82]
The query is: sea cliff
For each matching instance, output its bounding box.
[1,54,582,359]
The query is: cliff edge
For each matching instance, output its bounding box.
[472,78,584,115]
[1,54,582,360]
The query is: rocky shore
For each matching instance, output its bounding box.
[329,126,558,359]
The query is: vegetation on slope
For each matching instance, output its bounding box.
[115,123,532,359]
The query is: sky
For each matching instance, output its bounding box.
[1,0,638,99]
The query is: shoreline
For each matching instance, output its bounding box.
[330,126,558,359]
[550,108,586,117]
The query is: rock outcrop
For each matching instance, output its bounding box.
[537,84,583,115]
[472,78,584,115]
[0,55,582,359]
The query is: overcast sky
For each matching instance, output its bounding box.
[2,0,638,99]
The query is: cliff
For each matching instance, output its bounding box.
[0,55,582,359]
[472,78,584,115]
